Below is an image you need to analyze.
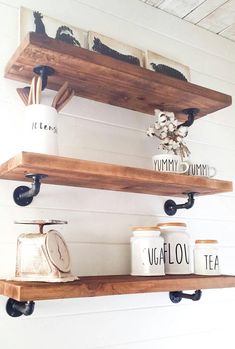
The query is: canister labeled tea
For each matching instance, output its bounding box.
[158,222,191,274]
[194,240,220,275]
[131,227,165,276]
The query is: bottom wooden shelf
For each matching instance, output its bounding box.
[1,275,235,301]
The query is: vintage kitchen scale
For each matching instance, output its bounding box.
[14,219,78,282]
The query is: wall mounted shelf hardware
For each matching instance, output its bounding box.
[179,108,199,128]
[164,192,196,216]
[6,298,35,317]
[13,173,48,206]
[0,152,232,206]
[33,65,55,90]
[5,32,232,120]
[169,289,202,303]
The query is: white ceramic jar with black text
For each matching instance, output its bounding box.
[194,240,220,275]
[158,222,191,274]
[131,227,165,276]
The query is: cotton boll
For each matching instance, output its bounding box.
[168,123,175,132]
[147,127,155,137]
[154,109,162,117]
[162,125,168,133]
[154,122,161,130]
[158,113,167,125]
[159,131,167,140]
[166,112,175,121]
[176,136,183,142]
[163,137,170,144]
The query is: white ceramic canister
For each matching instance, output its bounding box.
[194,240,220,275]
[131,226,165,276]
[158,222,191,274]
[22,104,58,155]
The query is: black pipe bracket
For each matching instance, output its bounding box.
[169,290,202,303]
[13,173,48,206]
[33,65,55,90]
[164,192,197,216]
[6,298,35,317]
[178,108,200,128]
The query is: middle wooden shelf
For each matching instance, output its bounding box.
[1,275,235,301]
[0,151,232,197]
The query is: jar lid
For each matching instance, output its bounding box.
[195,239,218,244]
[157,222,186,228]
[131,226,160,231]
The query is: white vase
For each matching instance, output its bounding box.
[22,104,58,155]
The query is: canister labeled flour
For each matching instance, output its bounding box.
[131,227,165,276]
[194,240,220,275]
[158,222,191,274]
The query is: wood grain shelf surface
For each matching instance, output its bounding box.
[0,152,232,197]
[1,275,235,301]
[5,32,232,119]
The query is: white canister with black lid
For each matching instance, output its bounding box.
[194,240,220,275]
[131,226,165,276]
[158,222,191,274]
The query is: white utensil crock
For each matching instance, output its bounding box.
[22,104,58,155]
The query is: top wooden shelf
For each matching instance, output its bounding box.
[5,32,232,120]
[0,152,232,197]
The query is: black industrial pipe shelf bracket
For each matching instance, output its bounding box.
[33,65,55,90]
[6,298,35,317]
[13,173,48,206]
[164,192,197,216]
[178,108,200,128]
[169,290,202,303]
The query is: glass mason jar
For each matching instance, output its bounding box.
[194,240,220,275]
[130,226,165,276]
[157,222,191,274]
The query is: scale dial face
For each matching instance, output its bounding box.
[46,230,71,272]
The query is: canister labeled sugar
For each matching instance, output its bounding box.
[131,227,165,276]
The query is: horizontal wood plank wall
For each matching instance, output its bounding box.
[0,1,235,349]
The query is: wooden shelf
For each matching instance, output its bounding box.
[0,152,232,197]
[1,275,235,301]
[5,32,232,120]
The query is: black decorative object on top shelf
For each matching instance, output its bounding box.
[55,26,80,46]
[92,37,141,66]
[151,63,188,81]
[33,11,80,47]
[33,11,47,35]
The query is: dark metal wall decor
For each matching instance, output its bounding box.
[33,11,47,35]
[55,26,80,46]
[150,63,188,81]
[33,11,80,46]
[92,37,141,66]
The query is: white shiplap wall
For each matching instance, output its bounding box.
[0,0,235,348]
